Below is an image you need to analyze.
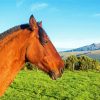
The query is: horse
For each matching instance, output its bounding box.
[0,15,64,96]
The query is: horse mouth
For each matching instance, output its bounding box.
[48,71,62,80]
[50,75,57,80]
[38,63,63,80]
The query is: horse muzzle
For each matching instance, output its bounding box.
[48,71,58,80]
[48,67,64,80]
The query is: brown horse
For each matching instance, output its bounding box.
[0,15,64,96]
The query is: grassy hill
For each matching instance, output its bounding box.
[60,50,100,61]
[0,70,100,100]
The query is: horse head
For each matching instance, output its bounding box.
[26,15,64,80]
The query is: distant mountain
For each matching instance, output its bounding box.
[57,48,72,52]
[66,43,100,52]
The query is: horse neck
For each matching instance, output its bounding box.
[0,29,30,48]
[0,29,31,96]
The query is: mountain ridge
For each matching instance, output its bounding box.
[66,43,100,52]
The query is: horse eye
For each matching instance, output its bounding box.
[44,40,48,43]
[41,40,48,45]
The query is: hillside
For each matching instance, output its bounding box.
[67,43,100,52]
[60,50,100,61]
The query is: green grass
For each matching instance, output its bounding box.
[0,70,100,100]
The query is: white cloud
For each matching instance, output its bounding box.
[31,3,48,11]
[94,13,100,17]
[16,0,25,7]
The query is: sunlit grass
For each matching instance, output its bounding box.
[0,70,100,100]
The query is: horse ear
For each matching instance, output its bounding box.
[29,15,38,31]
[38,21,42,27]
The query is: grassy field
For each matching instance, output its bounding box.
[0,70,100,100]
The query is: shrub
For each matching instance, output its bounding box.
[65,55,100,71]
[77,55,93,70]
[65,55,78,71]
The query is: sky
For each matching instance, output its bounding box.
[0,0,100,50]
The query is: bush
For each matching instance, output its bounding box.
[65,55,78,71]
[65,55,100,71]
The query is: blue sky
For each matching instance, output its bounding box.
[0,0,100,49]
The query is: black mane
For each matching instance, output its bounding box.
[0,24,47,45]
[38,26,48,45]
[0,24,29,40]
